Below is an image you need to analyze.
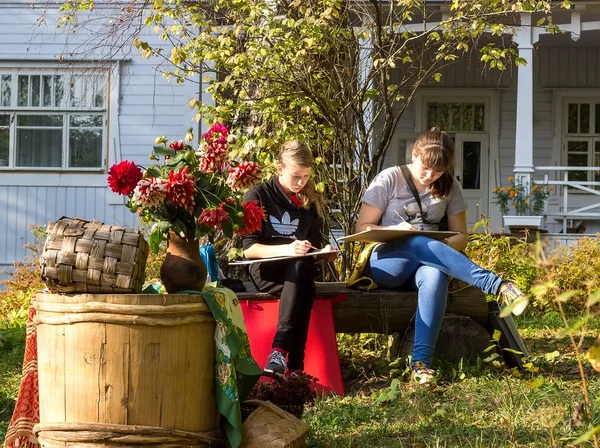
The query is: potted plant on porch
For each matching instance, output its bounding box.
[494,176,552,231]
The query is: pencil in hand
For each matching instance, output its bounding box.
[394,210,406,223]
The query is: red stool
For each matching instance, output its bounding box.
[240,294,346,395]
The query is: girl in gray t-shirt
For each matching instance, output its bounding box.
[355,128,528,385]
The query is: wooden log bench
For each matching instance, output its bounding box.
[237,280,494,364]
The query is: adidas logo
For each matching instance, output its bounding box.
[270,212,299,236]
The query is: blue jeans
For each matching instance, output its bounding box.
[365,235,504,366]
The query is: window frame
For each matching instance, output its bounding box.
[562,98,600,187]
[0,68,109,172]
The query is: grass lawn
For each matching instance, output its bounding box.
[1,313,598,447]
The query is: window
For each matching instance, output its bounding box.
[426,102,485,132]
[0,70,107,170]
[564,101,600,185]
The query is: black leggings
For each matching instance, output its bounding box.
[249,258,316,370]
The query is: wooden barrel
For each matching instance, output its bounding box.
[32,292,222,447]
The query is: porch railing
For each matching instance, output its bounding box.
[533,166,600,233]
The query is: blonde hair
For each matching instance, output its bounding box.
[412,127,455,198]
[278,140,325,217]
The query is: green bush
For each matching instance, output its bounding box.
[465,220,540,297]
[535,235,600,313]
[0,225,46,325]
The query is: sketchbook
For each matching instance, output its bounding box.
[339,228,459,243]
[229,248,342,265]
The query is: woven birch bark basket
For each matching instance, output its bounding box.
[40,217,149,294]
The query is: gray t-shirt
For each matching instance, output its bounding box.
[361,166,467,231]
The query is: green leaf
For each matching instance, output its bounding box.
[483,344,497,353]
[544,351,560,362]
[149,221,170,253]
[375,378,399,404]
[145,166,162,178]
[221,219,233,238]
[227,247,244,261]
[559,315,591,338]
[525,377,544,389]
[492,329,502,341]
[572,423,600,445]
[530,283,551,298]
[153,145,176,157]
[585,289,600,307]
[502,348,523,355]
[172,220,188,238]
[483,353,500,363]
[556,290,581,303]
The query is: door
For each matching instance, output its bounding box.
[454,134,489,229]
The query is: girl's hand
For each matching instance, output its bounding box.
[320,244,339,262]
[389,221,417,231]
[287,239,311,256]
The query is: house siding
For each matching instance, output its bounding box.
[0,2,200,275]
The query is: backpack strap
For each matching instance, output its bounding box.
[399,165,430,224]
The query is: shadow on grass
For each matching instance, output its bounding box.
[0,325,26,442]
[306,422,563,448]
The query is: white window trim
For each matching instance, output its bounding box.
[0,63,117,173]
[552,89,600,164]
[553,90,600,191]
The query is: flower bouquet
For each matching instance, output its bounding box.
[108,121,265,253]
[107,121,265,292]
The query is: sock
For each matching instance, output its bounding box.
[272,347,288,356]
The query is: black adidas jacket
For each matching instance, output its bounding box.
[242,176,324,251]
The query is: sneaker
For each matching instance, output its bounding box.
[498,282,529,316]
[264,350,288,376]
[411,361,435,385]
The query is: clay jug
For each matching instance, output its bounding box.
[160,230,207,293]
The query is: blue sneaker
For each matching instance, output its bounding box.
[264,350,287,376]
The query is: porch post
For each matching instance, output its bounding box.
[513,14,535,188]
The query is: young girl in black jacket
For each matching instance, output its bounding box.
[242,140,337,375]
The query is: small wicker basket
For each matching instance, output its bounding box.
[40,217,149,294]
[240,400,309,448]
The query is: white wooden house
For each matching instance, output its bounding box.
[0,1,206,280]
[2,1,600,280]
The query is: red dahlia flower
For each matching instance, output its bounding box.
[165,166,197,211]
[108,160,143,195]
[227,161,262,191]
[237,200,266,235]
[198,204,229,229]
[169,140,186,152]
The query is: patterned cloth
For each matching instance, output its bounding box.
[3,306,40,448]
[185,284,262,448]
[3,285,261,448]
